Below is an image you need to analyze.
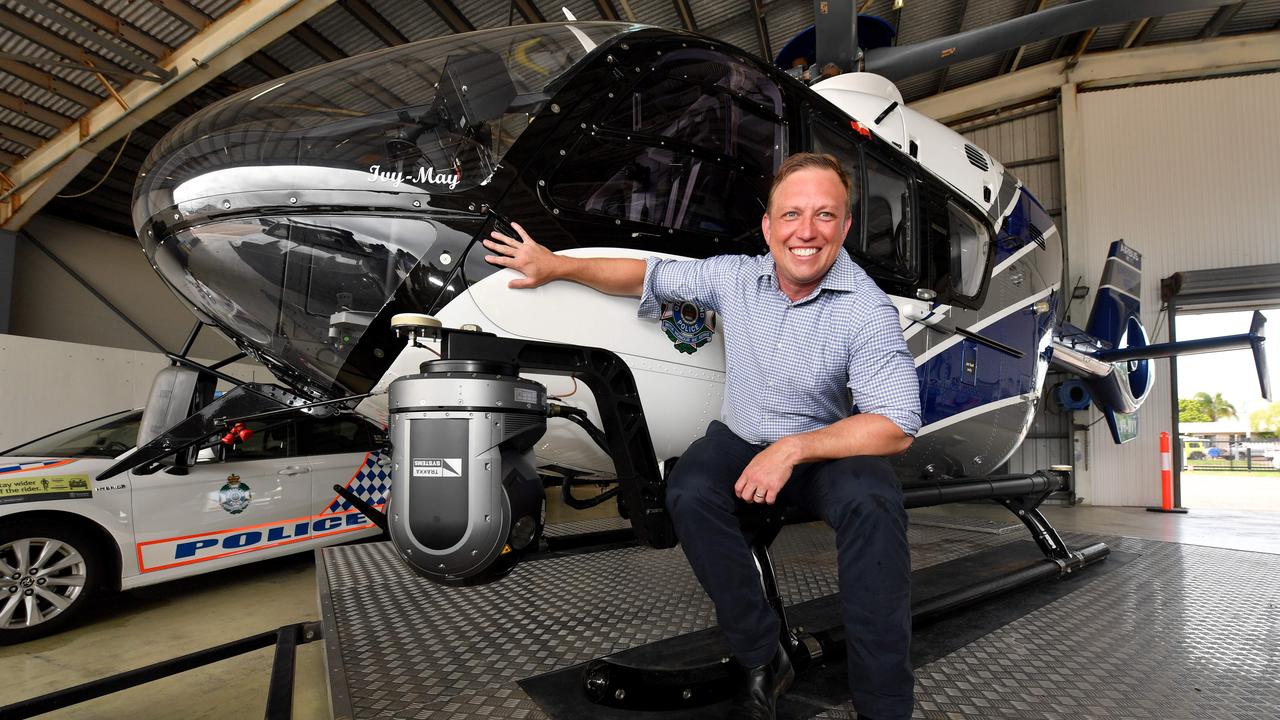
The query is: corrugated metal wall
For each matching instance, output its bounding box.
[1074,73,1280,506]
[957,103,1074,477]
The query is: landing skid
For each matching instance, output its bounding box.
[582,469,1110,712]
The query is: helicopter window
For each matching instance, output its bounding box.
[550,139,767,240]
[162,215,438,395]
[859,155,915,281]
[604,53,784,174]
[947,200,990,298]
[807,119,862,217]
[810,119,916,285]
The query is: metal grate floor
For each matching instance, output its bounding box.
[318,522,1280,719]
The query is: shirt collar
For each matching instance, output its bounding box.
[756,250,860,298]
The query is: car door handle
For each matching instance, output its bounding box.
[278,465,309,476]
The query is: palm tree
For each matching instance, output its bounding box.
[1212,392,1238,420]
[1192,391,1237,422]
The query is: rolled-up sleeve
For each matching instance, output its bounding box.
[847,298,922,437]
[637,255,738,319]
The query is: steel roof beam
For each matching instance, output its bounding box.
[0,89,72,131]
[13,0,175,81]
[592,0,621,21]
[343,0,409,46]
[1000,0,1047,74]
[246,54,294,80]
[0,123,47,151]
[0,51,158,85]
[0,58,103,109]
[750,0,772,60]
[511,0,546,23]
[1199,3,1245,39]
[1120,18,1151,49]
[56,0,173,60]
[1131,15,1161,47]
[1066,27,1099,68]
[914,32,1280,123]
[291,23,346,62]
[1,0,342,230]
[672,0,698,32]
[151,0,214,31]
[0,7,138,82]
[426,0,475,33]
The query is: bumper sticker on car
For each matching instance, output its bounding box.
[0,465,92,505]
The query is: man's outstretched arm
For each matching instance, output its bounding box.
[483,222,645,296]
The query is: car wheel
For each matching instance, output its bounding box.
[0,520,105,645]
[1189,451,1205,461]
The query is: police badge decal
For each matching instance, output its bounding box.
[219,474,252,515]
[660,301,717,355]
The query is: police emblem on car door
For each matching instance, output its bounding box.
[129,420,312,574]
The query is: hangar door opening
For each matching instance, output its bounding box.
[1166,265,1280,511]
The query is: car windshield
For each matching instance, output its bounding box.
[3,410,143,458]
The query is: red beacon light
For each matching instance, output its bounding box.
[221,422,254,445]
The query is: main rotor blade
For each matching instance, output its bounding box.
[865,0,1230,81]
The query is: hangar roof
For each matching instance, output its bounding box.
[1,0,1278,236]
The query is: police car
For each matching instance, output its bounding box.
[0,409,389,644]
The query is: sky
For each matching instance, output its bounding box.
[1173,308,1279,420]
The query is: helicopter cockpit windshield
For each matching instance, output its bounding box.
[131,23,639,398]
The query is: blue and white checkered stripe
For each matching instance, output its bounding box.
[325,451,391,513]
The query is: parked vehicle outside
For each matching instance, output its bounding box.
[0,409,389,644]
[1181,437,1209,462]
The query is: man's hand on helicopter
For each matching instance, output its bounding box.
[484,222,564,289]
[483,222,647,296]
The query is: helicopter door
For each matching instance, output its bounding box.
[810,117,920,324]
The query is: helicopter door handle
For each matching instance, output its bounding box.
[278,465,309,476]
[901,300,944,326]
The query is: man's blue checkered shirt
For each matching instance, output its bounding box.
[638,250,921,444]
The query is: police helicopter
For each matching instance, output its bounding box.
[101,1,1268,683]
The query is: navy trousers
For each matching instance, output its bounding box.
[665,421,914,720]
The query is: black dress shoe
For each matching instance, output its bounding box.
[728,643,794,719]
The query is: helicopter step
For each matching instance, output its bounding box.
[571,469,1110,713]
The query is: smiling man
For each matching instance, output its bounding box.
[484,153,921,720]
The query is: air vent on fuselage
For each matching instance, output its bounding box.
[965,144,990,171]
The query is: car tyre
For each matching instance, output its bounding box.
[0,519,105,645]
[1188,451,1205,461]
